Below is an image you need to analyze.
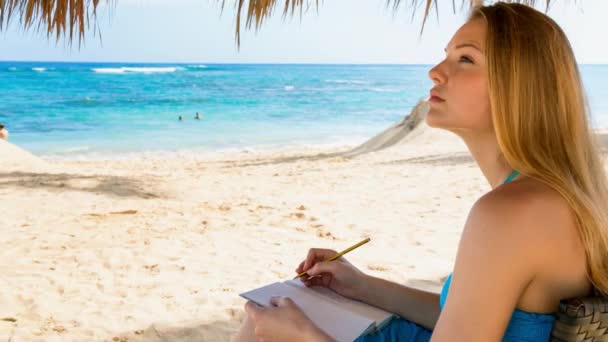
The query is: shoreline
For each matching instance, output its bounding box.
[10,125,608,162]
[29,141,363,163]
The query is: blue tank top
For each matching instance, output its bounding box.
[439,170,556,341]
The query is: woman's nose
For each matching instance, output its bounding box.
[428,62,446,85]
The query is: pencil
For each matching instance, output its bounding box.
[293,237,371,279]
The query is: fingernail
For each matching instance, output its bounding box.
[244,301,256,315]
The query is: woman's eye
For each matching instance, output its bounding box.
[459,55,474,64]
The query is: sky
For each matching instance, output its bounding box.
[0,0,606,64]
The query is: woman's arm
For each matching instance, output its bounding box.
[299,247,442,330]
[431,192,548,341]
[357,274,441,331]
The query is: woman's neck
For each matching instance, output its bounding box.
[458,130,516,189]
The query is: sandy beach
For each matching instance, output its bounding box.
[2,120,606,341]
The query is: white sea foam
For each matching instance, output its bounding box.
[369,87,401,93]
[32,67,46,72]
[91,67,181,74]
[325,79,367,85]
[284,85,295,91]
[61,146,92,153]
[188,64,208,69]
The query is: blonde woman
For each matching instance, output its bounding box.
[234,2,608,341]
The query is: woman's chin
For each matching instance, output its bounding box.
[425,114,460,135]
[425,117,467,139]
[425,112,444,129]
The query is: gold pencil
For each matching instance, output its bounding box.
[293,237,371,279]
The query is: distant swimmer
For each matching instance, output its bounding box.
[195,112,202,120]
[0,123,8,141]
[179,115,183,122]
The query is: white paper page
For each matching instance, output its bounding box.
[240,282,374,342]
[286,279,394,326]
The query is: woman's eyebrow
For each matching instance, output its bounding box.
[444,42,482,53]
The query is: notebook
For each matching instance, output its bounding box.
[240,279,396,342]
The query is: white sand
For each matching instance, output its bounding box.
[1,121,605,341]
[0,139,51,173]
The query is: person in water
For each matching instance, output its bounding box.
[195,112,202,120]
[179,115,183,122]
[233,2,608,341]
[0,123,8,141]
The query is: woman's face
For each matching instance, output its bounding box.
[427,18,492,134]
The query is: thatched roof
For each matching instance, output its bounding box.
[0,0,554,45]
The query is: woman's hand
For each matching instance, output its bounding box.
[295,248,369,301]
[245,296,333,342]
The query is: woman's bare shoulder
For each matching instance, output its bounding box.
[464,176,583,269]
[477,176,575,238]
[461,176,588,310]
[474,178,586,271]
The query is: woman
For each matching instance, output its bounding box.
[233,2,608,341]
[0,123,8,141]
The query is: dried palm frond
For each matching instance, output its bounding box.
[225,0,555,45]
[0,0,556,46]
[0,0,110,45]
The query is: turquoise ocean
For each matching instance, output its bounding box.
[1,62,607,158]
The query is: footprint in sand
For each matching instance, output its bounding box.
[291,212,305,219]
[39,317,67,335]
[272,270,288,278]
[257,205,274,210]
[367,264,391,272]
[144,264,160,275]
[315,228,337,240]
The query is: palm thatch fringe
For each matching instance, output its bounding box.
[0,0,555,45]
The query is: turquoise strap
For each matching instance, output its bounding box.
[503,170,520,184]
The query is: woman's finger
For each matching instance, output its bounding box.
[244,301,265,320]
[304,248,337,270]
[305,275,326,287]
[295,260,305,274]
[270,296,294,307]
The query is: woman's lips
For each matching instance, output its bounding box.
[429,89,445,103]
[429,95,445,103]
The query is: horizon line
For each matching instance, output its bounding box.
[0,60,434,66]
[1,60,607,66]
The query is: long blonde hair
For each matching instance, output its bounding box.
[471,2,608,295]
